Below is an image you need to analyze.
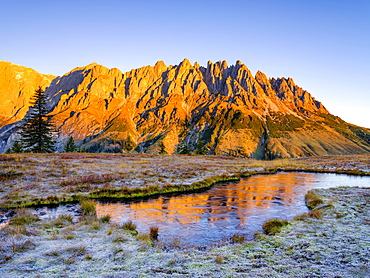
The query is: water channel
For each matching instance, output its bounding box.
[95,172,369,245]
[7,172,370,245]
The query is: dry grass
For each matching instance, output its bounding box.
[0,153,368,209]
[262,218,289,235]
[0,186,369,277]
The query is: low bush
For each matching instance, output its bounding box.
[230,234,245,243]
[121,220,137,231]
[305,190,324,209]
[10,212,39,226]
[100,215,111,223]
[215,255,224,264]
[262,218,289,235]
[149,226,159,241]
[294,210,323,221]
[80,200,96,217]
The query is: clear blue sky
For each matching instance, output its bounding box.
[1,0,369,127]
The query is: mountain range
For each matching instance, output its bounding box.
[1,60,369,158]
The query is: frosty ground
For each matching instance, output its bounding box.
[0,154,369,277]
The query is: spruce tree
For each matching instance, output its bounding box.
[19,87,56,153]
[159,141,167,154]
[177,141,190,154]
[5,140,24,154]
[195,136,207,155]
[64,136,77,152]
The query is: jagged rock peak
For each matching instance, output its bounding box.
[255,70,269,85]
[154,60,167,74]
[2,59,369,158]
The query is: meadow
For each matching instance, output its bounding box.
[0,153,369,209]
[0,153,369,277]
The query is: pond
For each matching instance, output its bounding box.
[94,172,370,245]
[3,172,368,245]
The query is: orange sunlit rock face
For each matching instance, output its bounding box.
[96,172,323,244]
[0,61,56,128]
[2,60,369,156]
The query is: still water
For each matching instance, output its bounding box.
[95,172,370,245]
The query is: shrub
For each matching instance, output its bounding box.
[149,226,159,241]
[100,215,111,223]
[230,234,245,243]
[64,136,77,153]
[121,220,137,231]
[177,142,190,154]
[65,234,75,240]
[136,233,151,242]
[305,190,324,209]
[58,214,73,222]
[46,214,73,228]
[66,246,86,257]
[10,213,39,226]
[215,255,224,264]
[112,236,128,243]
[293,210,323,221]
[80,200,96,217]
[3,225,38,236]
[262,218,289,235]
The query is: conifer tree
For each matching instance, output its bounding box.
[19,87,56,153]
[64,136,77,152]
[177,141,190,154]
[5,140,24,154]
[195,136,207,155]
[159,141,167,154]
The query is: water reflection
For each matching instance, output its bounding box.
[96,172,370,245]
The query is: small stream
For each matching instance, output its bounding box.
[2,172,369,245]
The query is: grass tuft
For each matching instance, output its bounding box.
[100,215,111,223]
[230,234,245,243]
[121,220,137,233]
[80,200,96,217]
[262,218,289,235]
[294,210,323,221]
[305,190,324,209]
[215,255,224,264]
[9,212,39,226]
[149,226,159,241]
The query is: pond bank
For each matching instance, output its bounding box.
[0,153,369,208]
[0,186,369,277]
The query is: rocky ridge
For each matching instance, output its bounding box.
[0,60,369,158]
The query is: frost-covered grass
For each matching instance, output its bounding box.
[0,187,369,277]
[0,153,369,208]
[0,153,369,276]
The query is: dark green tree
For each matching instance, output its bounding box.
[177,141,190,154]
[19,87,56,153]
[195,136,207,155]
[5,140,24,154]
[158,141,167,154]
[64,136,77,152]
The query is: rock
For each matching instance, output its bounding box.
[0,60,370,157]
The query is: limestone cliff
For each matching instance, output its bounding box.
[1,60,369,158]
[0,61,56,127]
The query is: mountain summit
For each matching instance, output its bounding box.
[1,60,369,158]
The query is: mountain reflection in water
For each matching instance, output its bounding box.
[96,172,369,245]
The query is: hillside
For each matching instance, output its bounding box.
[0,60,369,157]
